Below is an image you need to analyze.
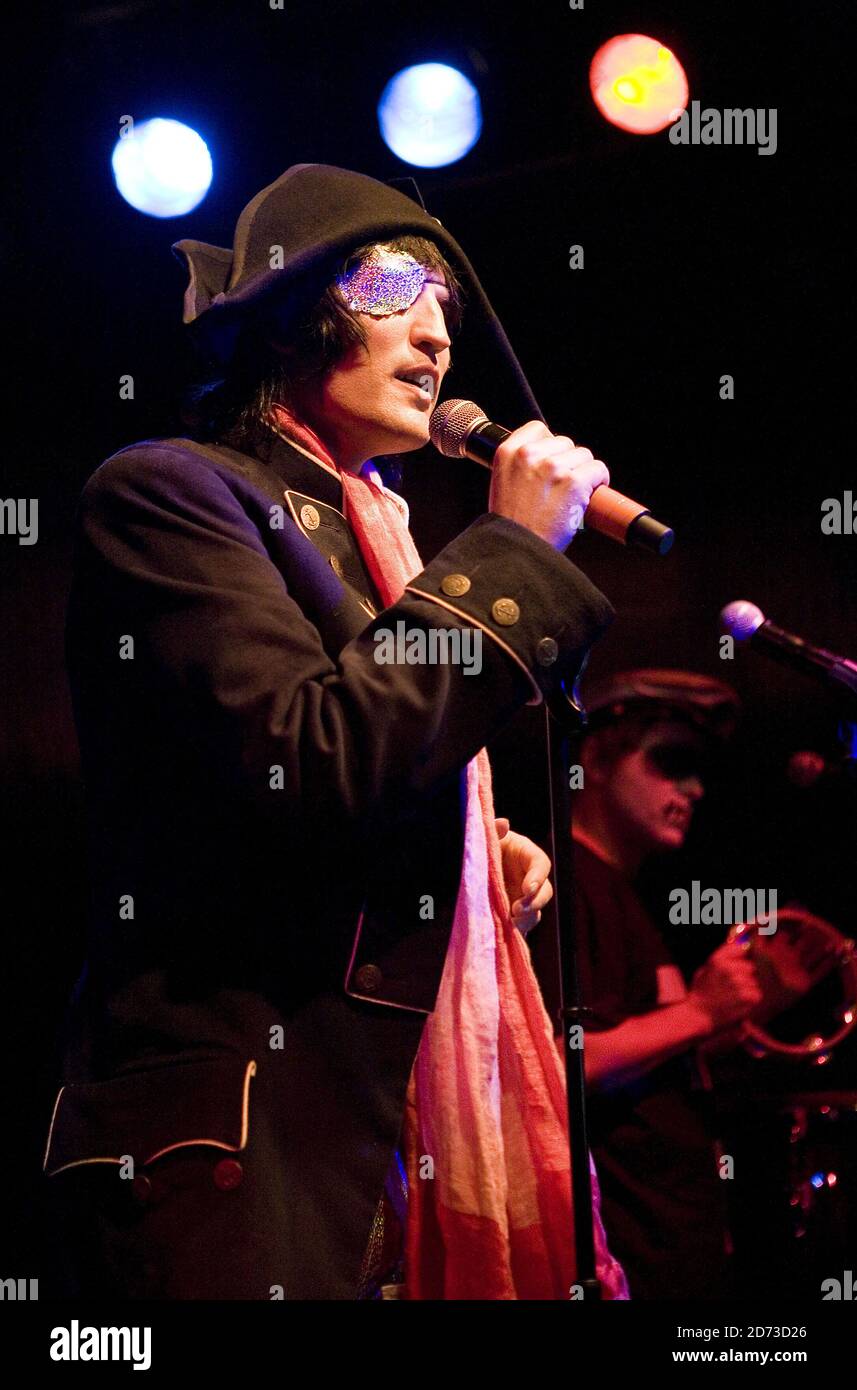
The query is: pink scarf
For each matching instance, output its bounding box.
[270,405,628,1300]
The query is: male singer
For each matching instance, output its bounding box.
[42,164,627,1300]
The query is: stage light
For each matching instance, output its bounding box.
[111,118,213,218]
[378,63,481,167]
[590,34,688,135]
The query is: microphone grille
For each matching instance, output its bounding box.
[429,398,486,457]
[720,600,766,642]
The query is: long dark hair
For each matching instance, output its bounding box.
[179,235,465,485]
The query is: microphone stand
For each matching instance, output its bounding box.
[543,683,602,1300]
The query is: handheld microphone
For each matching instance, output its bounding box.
[720,601,857,698]
[429,398,674,556]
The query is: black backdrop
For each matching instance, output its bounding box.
[4,0,855,1292]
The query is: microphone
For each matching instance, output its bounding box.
[429,398,674,556]
[720,601,857,698]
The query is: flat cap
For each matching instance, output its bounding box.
[584,668,741,741]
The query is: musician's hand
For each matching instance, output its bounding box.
[495,818,553,934]
[689,940,764,1034]
[488,420,610,551]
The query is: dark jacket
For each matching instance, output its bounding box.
[43,426,613,1298]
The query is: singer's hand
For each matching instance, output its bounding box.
[495,817,553,934]
[488,420,610,551]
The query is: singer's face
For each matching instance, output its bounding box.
[289,271,453,473]
[603,725,706,856]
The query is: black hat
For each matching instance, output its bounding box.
[172,162,544,430]
[583,668,741,743]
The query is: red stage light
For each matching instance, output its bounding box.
[590,33,689,135]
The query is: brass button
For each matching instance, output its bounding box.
[536,637,559,666]
[491,597,520,627]
[354,963,383,993]
[300,504,320,531]
[440,573,471,597]
[329,554,344,577]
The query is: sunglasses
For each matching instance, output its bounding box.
[644,741,710,782]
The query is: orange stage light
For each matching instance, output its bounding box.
[590,33,689,135]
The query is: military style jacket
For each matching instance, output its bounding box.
[43,427,613,1298]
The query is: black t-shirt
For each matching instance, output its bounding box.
[544,839,732,1300]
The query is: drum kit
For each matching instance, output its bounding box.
[721,908,857,1295]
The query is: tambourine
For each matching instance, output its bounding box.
[728,908,857,1061]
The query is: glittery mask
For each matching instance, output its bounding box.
[335,246,430,316]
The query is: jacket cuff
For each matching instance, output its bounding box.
[404,512,614,706]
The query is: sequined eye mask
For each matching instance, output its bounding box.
[335,246,430,316]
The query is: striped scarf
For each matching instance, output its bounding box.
[269,404,628,1300]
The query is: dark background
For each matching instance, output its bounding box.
[4,0,855,1295]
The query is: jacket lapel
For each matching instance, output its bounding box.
[163,430,385,653]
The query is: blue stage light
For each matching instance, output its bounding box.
[378,63,482,168]
[111,118,213,218]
